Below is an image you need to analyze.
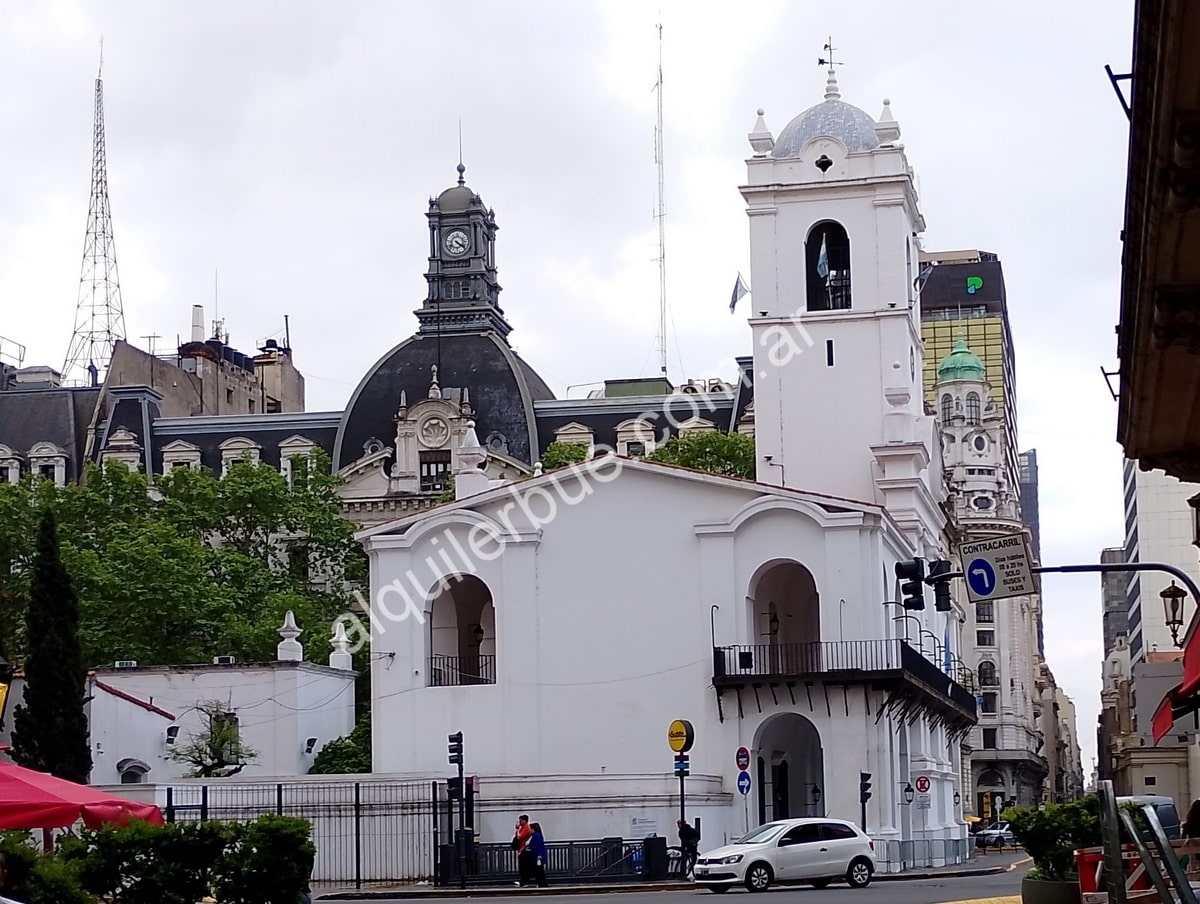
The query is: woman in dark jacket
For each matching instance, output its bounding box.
[529,822,549,887]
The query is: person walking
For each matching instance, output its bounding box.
[512,814,534,886]
[530,822,549,887]
[677,819,700,879]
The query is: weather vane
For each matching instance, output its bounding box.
[817,37,842,70]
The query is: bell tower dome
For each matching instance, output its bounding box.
[741,62,934,526]
[415,164,512,340]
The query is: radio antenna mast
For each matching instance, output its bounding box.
[654,20,667,377]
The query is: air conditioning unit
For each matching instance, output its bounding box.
[114,660,138,669]
[213,655,236,665]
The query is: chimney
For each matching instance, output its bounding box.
[191,305,205,343]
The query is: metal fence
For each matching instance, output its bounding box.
[164,779,436,889]
[438,838,689,886]
[870,837,973,871]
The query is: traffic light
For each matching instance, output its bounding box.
[896,558,926,610]
[448,731,463,766]
[927,559,953,611]
[859,772,872,804]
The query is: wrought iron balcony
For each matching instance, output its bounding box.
[429,654,496,687]
[712,640,977,733]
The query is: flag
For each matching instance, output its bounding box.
[943,619,953,675]
[816,234,829,282]
[914,262,935,293]
[729,272,749,313]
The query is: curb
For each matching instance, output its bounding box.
[928,899,1021,904]
[316,859,1033,899]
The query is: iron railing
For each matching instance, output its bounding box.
[439,838,688,886]
[429,654,496,687]
[713,640,976,714]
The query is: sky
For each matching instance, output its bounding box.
[0,1,1136,776]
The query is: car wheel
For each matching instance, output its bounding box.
[809,878,832,889]
[706,886,730,894]
[745,863,773,892]
[847,857,873,888]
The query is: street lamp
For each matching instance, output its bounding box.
[0,654,13,731]
[812,785,822,804]
[1161,582,1188,647]
[954,790,961,807]
[471,624,485,645]
[768,612,780,636]
[903,783,915,805]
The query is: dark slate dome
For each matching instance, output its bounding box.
[436,163,478,211]
[772,71,880,157]
[333,332,555,471]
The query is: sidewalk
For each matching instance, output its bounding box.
[315,851,1031,899]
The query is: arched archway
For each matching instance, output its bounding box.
[806,221,851,311]
[976,768,1008,824]
[753,713,824,825]
[748,561,820,673]
[428,574,496,686]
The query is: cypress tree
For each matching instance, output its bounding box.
[11,509,91,783]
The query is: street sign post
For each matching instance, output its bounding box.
[668,720,694,823]
[916,793,931,810]
[959,533,1036,603]
[736,746,750,771]
[737,771,752,795]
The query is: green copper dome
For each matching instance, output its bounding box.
[937,335,986,382]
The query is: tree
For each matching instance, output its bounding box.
[648,431,756,479]
[540,442,589,470]
[170,700,259,778]
[308,714,371,774]
[10,509,92,783]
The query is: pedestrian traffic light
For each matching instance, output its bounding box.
[896,558,925,610]
[859,772,872,804]
[448,731,463,766]
[926,559,953,611]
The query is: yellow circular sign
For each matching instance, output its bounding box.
[668,719,694,753]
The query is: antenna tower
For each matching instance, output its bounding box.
[653,21,667,377]
[63,46,127,387]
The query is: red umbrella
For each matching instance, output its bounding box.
[0,759,163,830]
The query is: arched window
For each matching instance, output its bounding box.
[806,221,851,311]
[966,393,981,425]
[978,769,1005,788]
[940,394,953,423]
[978,660,998,686]
[116,758,150,784]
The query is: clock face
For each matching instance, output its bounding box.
[444,229,469,256]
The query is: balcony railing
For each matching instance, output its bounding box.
[429,654,496,687]
[712,639,977,719]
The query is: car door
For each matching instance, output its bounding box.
[774,823,823,880]
[818,821,862,874]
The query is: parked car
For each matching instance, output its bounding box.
[1117,795,1181,840]
[693,817,876,892]
[974,821,1014,848]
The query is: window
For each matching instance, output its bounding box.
[806,221,851,311]
[982,728,998,749]
[978,660,998,686]
[973,435,987,451]
[38,464,55,480]
[821,823,858,840]
[627,441,646,458]
[940,394,953,423]
[248,398,256,414]
[1145,776,1157,787]
[981,692,998,714]
[779,824,822,846]
[226,388,234,404]
[419,449,452,492]
[966,393,981,425]
[211,711,242,765]
[444,279,469,300]
[977,601,994,623]
[976,630,995,647]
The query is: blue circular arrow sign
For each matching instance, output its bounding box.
[737,770,752,795]
[967,558,997,597]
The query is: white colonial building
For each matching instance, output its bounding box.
[358,67,978,861]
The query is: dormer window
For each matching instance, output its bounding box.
[28,442,68,487]
[278,436,317,487]
[0,445,22,484]
[161,440,203,474]
[218,437,262,478]
[615,419,656,458]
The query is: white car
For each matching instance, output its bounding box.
[693,817,876,892]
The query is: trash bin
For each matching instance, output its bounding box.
[642,835,668,881]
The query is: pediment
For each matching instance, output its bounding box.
[28,441,67,458]
[218,436,262,452]
[162,439,202,454]
[279,434,317,451]
[0,444,19,461]
[553,422,595,437]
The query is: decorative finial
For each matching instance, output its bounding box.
[429,364,440,398]
[458,119,465,184]
[817,37,843,101]
[533,461,544,477]
[457,163,465,186]
[329,621,353,671]
[277,610,303,662]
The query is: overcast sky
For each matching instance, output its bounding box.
[0,1,1136,776]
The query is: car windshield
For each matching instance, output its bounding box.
[734,823,788,844]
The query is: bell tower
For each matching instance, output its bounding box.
[741,64,937,535]
[416,164,512,340]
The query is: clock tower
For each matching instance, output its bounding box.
[416,164,513,340]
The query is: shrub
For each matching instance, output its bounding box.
[213,815,315,904]
[1003,795,1100,882]
[0,832,92,904]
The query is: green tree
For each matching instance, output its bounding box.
[540,441,589,470]
[648,431,756,479]
[11,509,92,783]
[308,714,371,774]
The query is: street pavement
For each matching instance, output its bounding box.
[316,853,1030,904]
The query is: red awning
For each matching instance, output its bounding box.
[1153,687,1180,745]
[1183,627,1200,699]
[0,759,163,830]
